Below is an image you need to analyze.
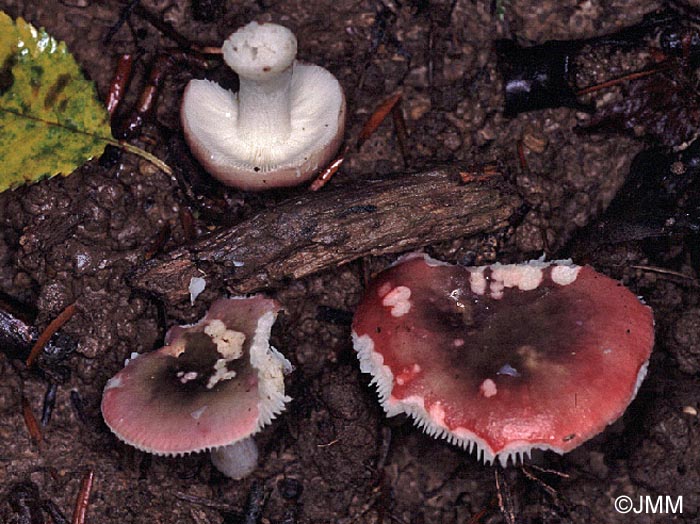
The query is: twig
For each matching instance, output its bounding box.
[576,63,674,96]
[244,481,265,524]
[516,140,528,172]
[0,299,76,364]
[70,390,88,425]
[521,466,559,500]
[631,264,697,281]
[195,46,223,55]
[106,54,135,116]
[26,303,76,368]
[311,91,405,191]
[41,382,58,426]
[103,0,140,45]
[132,2,193,49]
[358,92,403,146]
[317,438,340,448]
[43,499,69,524]
[22,397,42,447]
[468,504,488,524]
[131,166,520,304]
[526,463,570,478]
[309,146,348,191]
[174,492,238,511]
[495,467,516,524]
[71,470,94,524]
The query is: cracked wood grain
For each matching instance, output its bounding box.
[129,165,521,304]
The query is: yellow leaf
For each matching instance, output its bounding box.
[0,11,112,191]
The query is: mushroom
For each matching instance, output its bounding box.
[181,21,346,191]
[352,253,654,466]
[101,296,291,479]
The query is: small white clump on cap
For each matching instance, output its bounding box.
[480,379,498,398]
[382,286,412,317]
[489,262,546,299]
[551,264,581,286]
[204,319,247,389]
[205,320,245,359]
[468,267,487,295]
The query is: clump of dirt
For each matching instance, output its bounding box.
[0,0,698,523]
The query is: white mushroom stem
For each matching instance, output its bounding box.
[222,22,297,147]
[210,437,259,479]
[237,71,292,145]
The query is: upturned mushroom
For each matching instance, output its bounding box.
[101,296,291,479]
[181,21,346,191]
[352,253,654,466]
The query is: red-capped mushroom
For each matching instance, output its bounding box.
[101,296,291,479]
[352,253,654,466]
[181,21,346,191]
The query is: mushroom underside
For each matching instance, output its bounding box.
[181,63,345,190]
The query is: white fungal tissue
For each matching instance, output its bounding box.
[189,276,207,305]
[382,286,412,317]
[204,319,246,389]
[480,379,498,398]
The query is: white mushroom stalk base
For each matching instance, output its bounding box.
[210,437,259,479]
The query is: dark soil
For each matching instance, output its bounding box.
[0,1,698,523]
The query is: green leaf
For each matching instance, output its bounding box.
[0,11,112,191]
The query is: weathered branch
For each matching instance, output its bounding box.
[130,165,521,304]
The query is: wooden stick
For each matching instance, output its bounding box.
[130,165,521,304]
[106,54,134,116]
[26,303,76,368]
[576,64,672,96]
[71,470,95,524]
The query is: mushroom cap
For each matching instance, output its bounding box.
[101,296,290,456]
[181,65,345,191]
[352,253,654,466]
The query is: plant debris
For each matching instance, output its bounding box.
[568,138,700,253]
[1,1,699,522]
[498,7,700,149]
[0,11,111,190]
[582,58,700,147]
[131,165,520,304]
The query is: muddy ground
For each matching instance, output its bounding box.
[0,0,699,522]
